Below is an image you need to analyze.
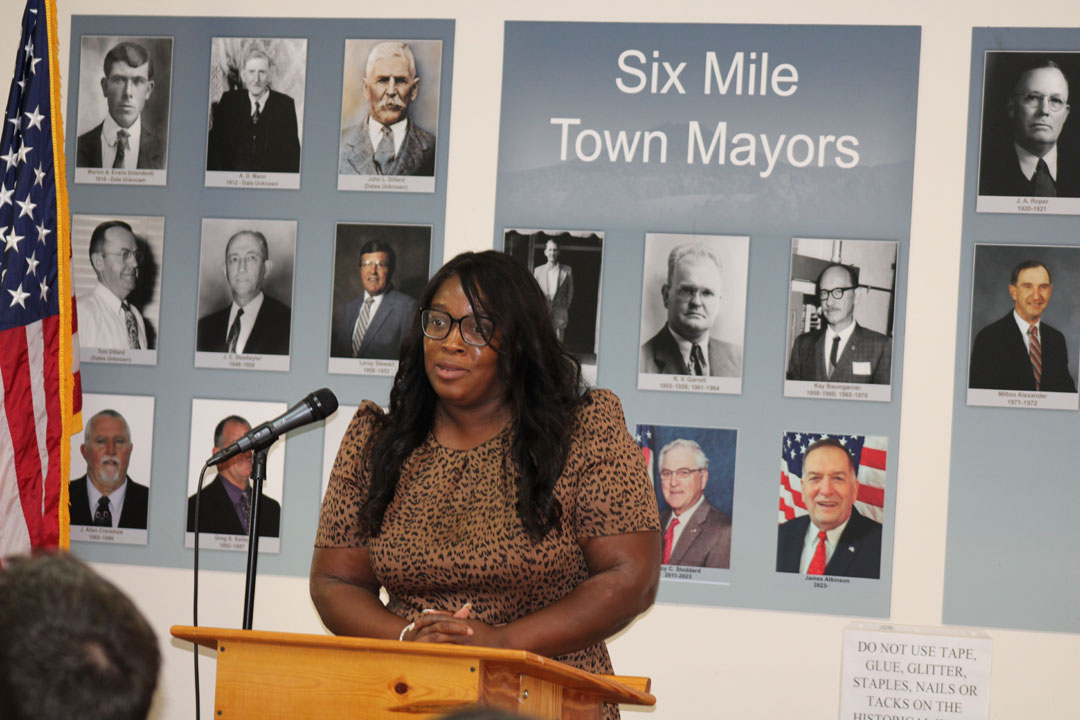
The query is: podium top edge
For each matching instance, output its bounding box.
[170,625,655,705]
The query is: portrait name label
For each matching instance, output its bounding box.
[840,624,991,720]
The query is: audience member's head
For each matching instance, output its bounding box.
[0,552,160,720]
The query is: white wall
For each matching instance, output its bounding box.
[4,0,1079,717]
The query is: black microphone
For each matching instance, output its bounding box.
[207,388,339,466]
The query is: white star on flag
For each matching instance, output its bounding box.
[4,227,25,252]
[8,283,30,308]
[24,105,43,130]
[16,195,35,219]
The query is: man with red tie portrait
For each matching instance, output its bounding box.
[776,438,882,579]
[658,438,731,569]
[969,260,1077,394]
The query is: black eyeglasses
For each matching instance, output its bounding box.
[818,287,856,300]
[420,308,495,347]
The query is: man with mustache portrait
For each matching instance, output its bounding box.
[69,409,149,530]
[338,41,436,177]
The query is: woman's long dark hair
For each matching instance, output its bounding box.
[358,251,583,541]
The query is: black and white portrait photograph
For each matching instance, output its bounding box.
[72,213,164,366]
[977,51,1080,215]
[337,38,442,193]
[68,393,155,546]
[205,37,307,190]
[328,223,430,376]
[194,218,296,372]
[637,423,736,581]
[638,233,749,395]
[778,431,886,580]
[784,238,898,403]
[504,228,604,385]
[967,244,1080,410]
[185,398,286,554]
[74,35,172,186]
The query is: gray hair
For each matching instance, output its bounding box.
[666,243,722,286]
[243,48,272,69]
[658,438,709,470]
[84,409,130,443]
[364,41,416,80]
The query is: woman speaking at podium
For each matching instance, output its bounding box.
[311,251,660,716]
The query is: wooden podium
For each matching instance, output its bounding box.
[171,626,654,719]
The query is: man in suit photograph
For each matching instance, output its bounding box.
[78,220,150,351]
[533,239,574,341]
[979,59,1077,197]
[76,40,164,170]
[776,438,882,579]
[640,243,742,377]
[658,438,732,569]
[69,409,149,530]
[339,41,436,177]
[196,230,291,356]
[206,48,301,173]
[331,238,415,360]
[186,415,281,537]
[786,263,892,385]
[969,260,1076,393]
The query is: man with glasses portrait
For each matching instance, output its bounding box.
[79,220,150,350]
[786,263,892,384]
[980,59,1077,197]
[332,238,416,360]
[69,409,149,530]
[657,438,731,569]
[639,243,742,377]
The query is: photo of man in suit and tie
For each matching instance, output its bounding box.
[969,257,1077,394]
[638,235,748,383]
[776,436,883,579]
[338,39,441,188]
[70,408,150,532]
[67,393,157,545]
[532,239,574,341]
[638,423,736,576]
[657,439,732,570]
[186,414,281,538]
[205,39,305,175]
[784,238,897,398]
[786,264,892,385]
[329,223,430,373]
[978,52,1079,201]
[75,36,171,180]
[196,219,295,364]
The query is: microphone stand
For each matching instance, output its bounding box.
[241,447,268,631]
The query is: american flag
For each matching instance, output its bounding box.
[779,431,886,525]
[0,0,80,557]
